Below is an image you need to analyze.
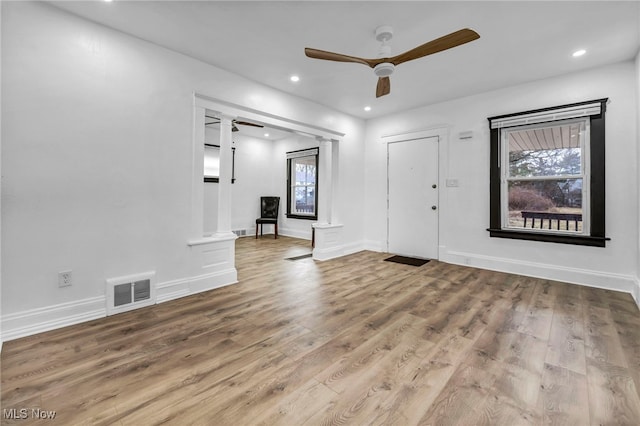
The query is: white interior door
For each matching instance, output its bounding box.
[388,137,439,259]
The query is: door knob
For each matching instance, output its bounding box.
[432,184,437,189]
[431,205,437,210]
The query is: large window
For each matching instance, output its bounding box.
[286,148,318,219]
[488,99,608,247]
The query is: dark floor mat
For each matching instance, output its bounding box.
[384,255,430,267]
[285,253,313,261]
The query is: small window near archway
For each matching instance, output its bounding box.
[286,148,318,220]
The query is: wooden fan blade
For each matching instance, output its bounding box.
[376,77,390,98]
[305,47,376,67]
[391,28,480,66]
[235,121,264,128]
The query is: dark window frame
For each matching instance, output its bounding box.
[487,98,609,247]
[286,148,319,220]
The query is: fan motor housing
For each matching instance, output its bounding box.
[374,62,395,77]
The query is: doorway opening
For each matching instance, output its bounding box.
[192,94,345,263]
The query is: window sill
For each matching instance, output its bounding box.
[286,214,318,220]
[487,228,609,247]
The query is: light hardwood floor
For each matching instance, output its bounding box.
[2,236,640,425]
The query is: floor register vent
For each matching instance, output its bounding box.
[106,271,156,315]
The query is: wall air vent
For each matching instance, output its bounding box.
[232,229,247,237]
[106,271,156,315]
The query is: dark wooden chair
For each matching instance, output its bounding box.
[255,196,280,239]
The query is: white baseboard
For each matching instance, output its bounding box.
[1,296,106,342]
[363,240,385,252]
[441,249,637,296]
[633,277,640,310]
[156,269,237,304]
[313,245,344,261]
[342,241,366,256]
[279,227,312,240]
[1,269,239,342]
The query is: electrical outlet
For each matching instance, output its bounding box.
[58,270,72,287]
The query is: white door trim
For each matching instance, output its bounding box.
[381,126,449,144]
[383,126,449,260]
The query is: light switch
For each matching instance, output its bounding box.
[446,179,459,187]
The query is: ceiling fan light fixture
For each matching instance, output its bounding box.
[374,62,395,77]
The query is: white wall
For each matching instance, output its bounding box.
[365,61,638,294]
[230,134,280,235]
[0,0,3,350]
[1,2,365,336]
[635,50,640,307]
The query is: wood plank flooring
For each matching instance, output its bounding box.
[2,236,640,425]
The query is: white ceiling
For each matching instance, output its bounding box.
[49,1,640,120]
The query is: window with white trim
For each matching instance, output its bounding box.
[286,148,318,220]
[488,99,608,247]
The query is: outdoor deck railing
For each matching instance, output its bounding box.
[521,211,582,231]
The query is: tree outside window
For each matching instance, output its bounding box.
[503,119,587,233]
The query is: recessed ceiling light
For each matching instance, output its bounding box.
[264,133,270,138]
[572,49,586,58]
[364,106,371,112]
[290,75,300,82]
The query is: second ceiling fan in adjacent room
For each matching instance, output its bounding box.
[205,116,265,133]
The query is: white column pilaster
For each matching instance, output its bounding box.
[191,106,206,238]
[215,114,235,237]
[317,137,332,225]
[312,137,344,261]
[330,140,340,225]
